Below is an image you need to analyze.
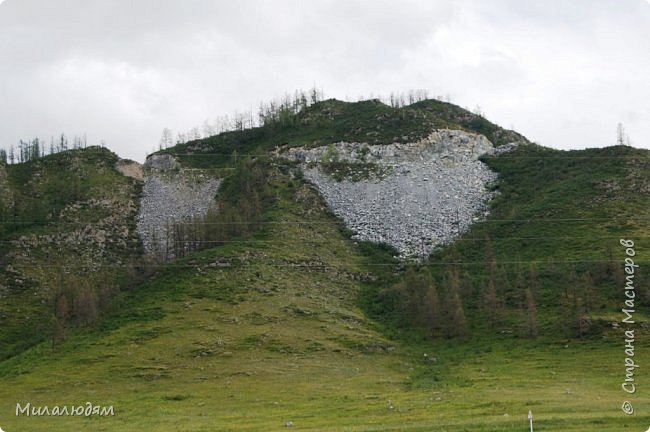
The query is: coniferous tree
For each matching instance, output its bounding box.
[51,315,66,347]
[53,292,69,343]
[393,266,426,327]
[73,282,98,325]
[528,263,538,292]
[160,128,174,150]
[55,293,69,323]
[525,288,538,338]
[514,265,527,309]
[484,235,498,280]
[484,278,503,329]
[562,269,588,337]
[616,123,626,146]
[176,132,187,145]
[202,120,215,138]
[497,264,511,306]
[443,267,468,338]
[60,133,68,151]
[581,271,595,313]
[424,276,442,336]
[31,137,40,161]
[460,271,474,300]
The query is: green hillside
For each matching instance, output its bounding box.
[0,147,143,359]
[369,144,650,340]
[0,98,648,431]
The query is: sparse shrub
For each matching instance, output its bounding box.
[321,160,391,182]
[321,144,340,164]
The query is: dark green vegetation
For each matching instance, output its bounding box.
[0,98,648,431]
[158,98,528,169]
[409,99,526,147]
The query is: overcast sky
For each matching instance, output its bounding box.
[1,0,649,162]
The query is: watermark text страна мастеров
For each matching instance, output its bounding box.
[620,238,638,415]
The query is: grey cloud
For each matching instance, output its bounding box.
[0,0,648,161]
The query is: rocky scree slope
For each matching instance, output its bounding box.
[137,154,222,258]
[283,129,518,258]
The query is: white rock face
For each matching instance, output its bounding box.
[284,130,501,259]
[286,129,495,164]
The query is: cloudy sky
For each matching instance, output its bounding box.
[1,0,649,162]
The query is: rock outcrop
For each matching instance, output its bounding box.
[143,153,181,171]
[285,129,495,164]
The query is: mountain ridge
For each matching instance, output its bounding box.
[0,97,648,431]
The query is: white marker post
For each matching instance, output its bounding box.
[528,410,534,432]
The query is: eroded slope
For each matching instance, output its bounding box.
[283,130,514,258]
